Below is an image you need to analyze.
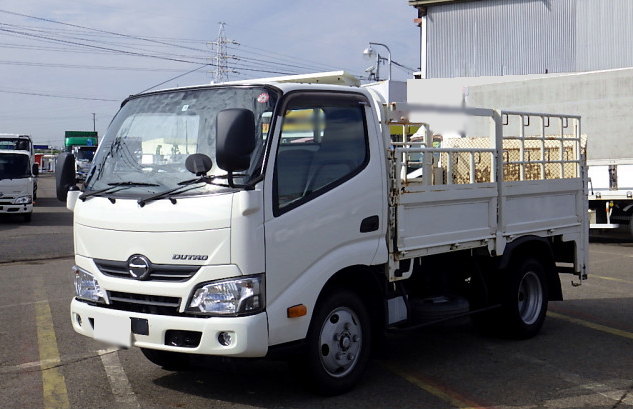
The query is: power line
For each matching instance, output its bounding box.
[0,26,202,65]
[0,8,369,83]
[137,63,213,94]
[234,43,348,73]
[392,60,417,73]
[0,59,185,72]
[0,12,343,76]
[0,88,118,101]
[0,9,209,53]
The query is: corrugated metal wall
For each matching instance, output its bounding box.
[425,0,633,78]
[576,0,633,72]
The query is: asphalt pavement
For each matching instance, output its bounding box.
[0,174,631,408]
[0,173,73,263]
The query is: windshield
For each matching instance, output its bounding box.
[76,148,96,161]
[0,153,30,179]
[0,138,31,152]
[85,86,279,198]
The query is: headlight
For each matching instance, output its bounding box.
[186,274,265,316]
[14,195,32,205]
[73,266,107,303]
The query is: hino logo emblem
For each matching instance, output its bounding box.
[127,254,151,280]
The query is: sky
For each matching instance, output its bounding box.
[0,0,420,148]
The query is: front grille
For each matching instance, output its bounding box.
[107,291,181,315]
[95,259,200,282]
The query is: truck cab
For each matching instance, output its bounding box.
[64,131,98,181]
[0,134,38,200]
[0,149,37,222]
[73,146,98,180]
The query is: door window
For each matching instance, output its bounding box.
[274,95,368,214]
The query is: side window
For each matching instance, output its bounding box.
[274,98,368,213]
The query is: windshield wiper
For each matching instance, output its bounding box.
[137,173,256,207]
[176,175,217,186]
[137,177,214,207]
[79,181,159,201]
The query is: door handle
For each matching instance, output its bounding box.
[360,215,379,233]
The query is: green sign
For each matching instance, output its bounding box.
[65,131,98,147]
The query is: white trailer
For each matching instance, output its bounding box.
[459,68,633,235]
[57,72,587,395]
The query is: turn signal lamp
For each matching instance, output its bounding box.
[287,304,307,318]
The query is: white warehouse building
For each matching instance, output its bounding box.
[406,0,633,234]
[408,0,633,79]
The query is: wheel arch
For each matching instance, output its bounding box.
[317,265,386,339]
[498,236,562,301]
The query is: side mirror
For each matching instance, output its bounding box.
[32,163,39,177]
[216,108,256,172]
[56,152,77,202]
[185,153,213,176]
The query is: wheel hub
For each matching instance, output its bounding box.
[318,308,362,378]
[340,334,352,350]
[518,271,543,325]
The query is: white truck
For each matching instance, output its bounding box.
[0,149,37,222]
[459,68,633,236]
[56,71,588,395]
[0,134,38,201]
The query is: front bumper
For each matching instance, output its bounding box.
[0,203,32,214]
[70,298,269,357]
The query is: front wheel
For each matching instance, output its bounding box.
[302,289,372,395]
[500,257,549,339]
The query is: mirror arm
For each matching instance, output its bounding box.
[223,171,261,191]
[227,171,236,188]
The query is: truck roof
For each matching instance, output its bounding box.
[129,71,371,106]
[225,71,361,87]
[0,134,31,139]
[0,149,30,156]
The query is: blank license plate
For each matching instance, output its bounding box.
[94,313,131,348]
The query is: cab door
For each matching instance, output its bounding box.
[263,92,387,346]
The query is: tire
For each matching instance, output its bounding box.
[499,257,549,339]
[23,213,32,223]
[140,348,191,370]
[302,289,372,395]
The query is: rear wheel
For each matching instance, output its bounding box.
[302,289,371,395]
[500,257,549,339]
[471,256,549,339]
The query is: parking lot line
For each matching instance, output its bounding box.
[590,249,633,259]
[510,351,633,406]
[34,281,70,409]
[590,274,633,285]
[99,349,140,408]
[381,361,490,409]
[548,311,633,340]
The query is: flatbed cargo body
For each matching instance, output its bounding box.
[456,68,633,234]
